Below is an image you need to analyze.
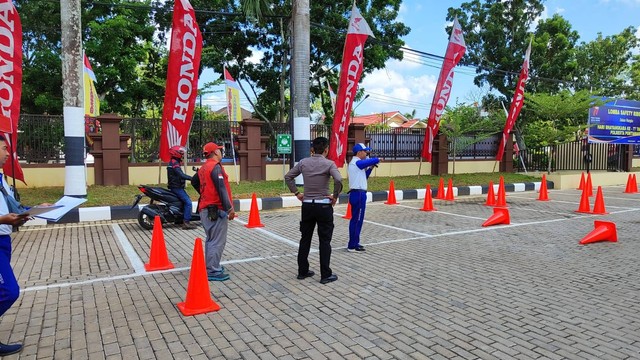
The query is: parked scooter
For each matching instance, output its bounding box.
[131,184,200,230]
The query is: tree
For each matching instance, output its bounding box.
[438,103,502,174]
[447,0,544,99]
[18,0,163,116]
[529,14,579,93]
[523,90,603,147]
[574,27,639,97]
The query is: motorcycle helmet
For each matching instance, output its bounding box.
[169,146,185,160]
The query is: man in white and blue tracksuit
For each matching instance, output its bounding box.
[347,143,380,252]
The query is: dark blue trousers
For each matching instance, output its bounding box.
[348,191,367,249]
[170,188,192,222]
[0,235,19,317]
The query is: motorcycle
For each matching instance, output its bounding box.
[131,184,200,230]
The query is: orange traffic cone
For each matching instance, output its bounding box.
[624,174,634,193]
[586,172,593,197]
[579,221,617,245]
[444,179,455,201]
[436,177,445,200]
[385,180,398,205]
[577,172,585,190]
[485,181,496,206]
[633,174,639,193]
[420,185,436,212]
[342,201,352,219]
[592,186,608,214]
[496,176,507,207]
[177,238,221,316]
[482,207,510,227]
[245,193,264,228]
[575,186,591,213]
[144,216,175,272]
[538,174,549,201]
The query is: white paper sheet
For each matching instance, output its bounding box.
[35,196,88,222]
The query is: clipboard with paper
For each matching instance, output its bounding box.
[34,196,87,222]
[21,205,63,217]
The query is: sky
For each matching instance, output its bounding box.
[198,0,640,120]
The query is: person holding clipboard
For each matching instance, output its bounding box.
[0,134,56,355]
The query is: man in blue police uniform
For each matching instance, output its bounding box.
[347,143,380,252]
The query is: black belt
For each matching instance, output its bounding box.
[348,189,366,193]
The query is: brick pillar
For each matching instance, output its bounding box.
[236,119,269,181]
[431,133,448,175]
[90,113,131,185]
[499,134,514,172]
[346,123,367,164]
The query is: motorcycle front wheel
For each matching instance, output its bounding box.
[138,211,155,230]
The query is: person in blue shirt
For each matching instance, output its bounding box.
[167,146,196,229]
[347,143,380,252]
[0,135,32,356]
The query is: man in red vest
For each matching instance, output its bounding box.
[197,142,235,281]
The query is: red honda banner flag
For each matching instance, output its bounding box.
[496,40,531,162]
[327,3,374,167]
[0,1,24,182]
[422,18,466,162]
[159,0,202,162]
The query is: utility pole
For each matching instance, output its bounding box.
[291,0,310,183]
[60,0,87,197]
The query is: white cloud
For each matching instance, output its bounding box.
[359,65,437,119]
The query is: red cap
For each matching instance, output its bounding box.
[203,142,223,156]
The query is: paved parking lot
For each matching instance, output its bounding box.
[4,185,640,359]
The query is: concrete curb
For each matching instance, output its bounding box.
[25,180,551,226]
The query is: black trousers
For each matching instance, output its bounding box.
[299,203,334,279]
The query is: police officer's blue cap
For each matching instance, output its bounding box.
[353,143,372,154]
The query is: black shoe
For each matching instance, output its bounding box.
[347,245,365,252]
[0,342,22,356]
[320,274,338,284]
[297,270,315,280]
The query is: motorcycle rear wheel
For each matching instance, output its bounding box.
[138,211,155,230]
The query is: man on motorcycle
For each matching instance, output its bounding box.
[167,146,197,230]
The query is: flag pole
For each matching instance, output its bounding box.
[224,64,240,184]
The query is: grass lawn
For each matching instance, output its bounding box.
[16,172,541,208]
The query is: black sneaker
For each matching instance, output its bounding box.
[297,270,314,280]
[0,342,22,356]
[347,245,365,252]
[320,274,338,284]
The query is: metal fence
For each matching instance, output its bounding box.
[515,140,629,172]
[17,115,638,170]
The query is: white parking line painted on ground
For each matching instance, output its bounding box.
[19,205,640,293]
[112,224,146,274]
[508,195,638,209]
[233,218,302,248]
[20,255,277,293]
[396,204,487,220]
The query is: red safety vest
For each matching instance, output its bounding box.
[198,158,233,212]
